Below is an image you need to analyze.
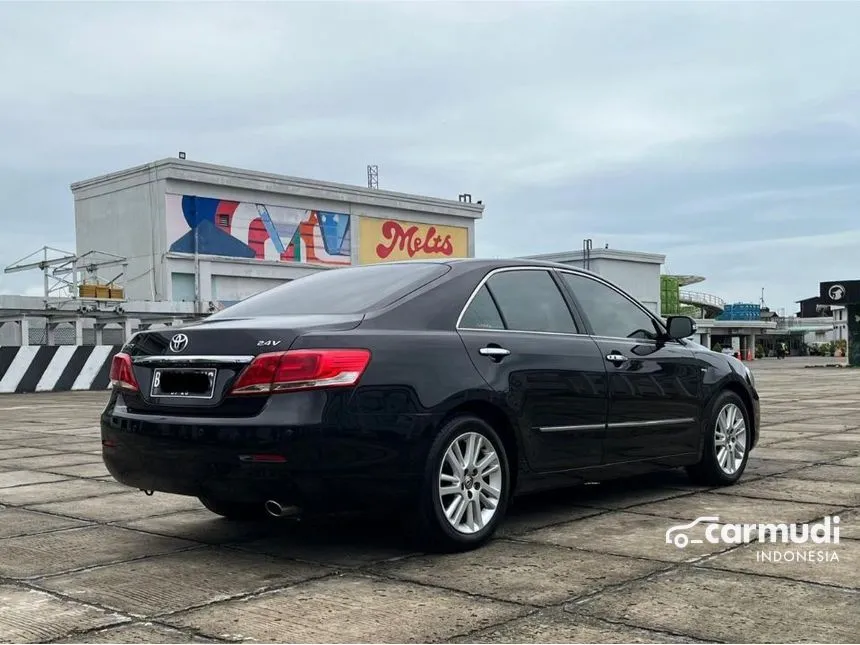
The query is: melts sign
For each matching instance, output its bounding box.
[359,217,469,264]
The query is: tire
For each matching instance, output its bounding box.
[686,390,751,486]
[416,415,511,552]
[198,496,268,521]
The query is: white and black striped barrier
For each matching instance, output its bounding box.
[0,345,122,394]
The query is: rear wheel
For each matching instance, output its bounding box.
[417,415,510,552]
[198,496,268,521]
[687,390,751,486]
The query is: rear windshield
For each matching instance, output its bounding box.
[209,262,451,318]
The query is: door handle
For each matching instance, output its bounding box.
[479,346,511,358]
[606,352,627,364]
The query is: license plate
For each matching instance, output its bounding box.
[150,368,217,399]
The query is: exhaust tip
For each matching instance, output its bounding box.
[264,500,300,518]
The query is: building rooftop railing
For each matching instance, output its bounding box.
[679,290,726,311]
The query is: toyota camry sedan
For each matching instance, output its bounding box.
[102,258,759,551]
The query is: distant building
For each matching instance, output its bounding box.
[71,158,484,310]
[522,248,665,314]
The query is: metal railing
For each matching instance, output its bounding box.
[776,316,834,329]
[679,290,725,311]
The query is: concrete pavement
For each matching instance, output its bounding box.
[0,359,858,643]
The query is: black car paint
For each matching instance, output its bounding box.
[101,258,760,512]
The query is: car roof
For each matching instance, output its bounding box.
[441,256,603,277]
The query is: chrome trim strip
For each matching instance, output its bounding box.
[133,355,255,365]
[458,327,589,338]
[607,417,695,429]
[453,264,668,341]
[537,423,606,433]
[537,417,695,433]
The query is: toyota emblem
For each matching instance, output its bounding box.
[169,333,189,353]
[828,284,846,302]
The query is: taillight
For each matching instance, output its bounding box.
[109,353,140,392]
[230,349,371,395]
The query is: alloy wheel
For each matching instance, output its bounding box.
[714,402,747,475]
[437,431,503,534]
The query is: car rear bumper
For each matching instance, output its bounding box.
[100,392,434,510]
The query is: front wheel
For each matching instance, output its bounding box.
[687,391,751,486]
[417,415,511,552]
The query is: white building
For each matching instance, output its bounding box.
[522,247,665,314]
[71,158,484,311]
[832,305,848,341]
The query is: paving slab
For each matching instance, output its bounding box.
[54,622,211,643]
[375,539,661,606]
[570,485,696,511]
[789,463,860,484]
[38,547,333,617]
[0,478,128,506]
[0,526,196,579]
[837,509,860,540]
[573,567,859,643]
[771,436,860,452]
[164,574,528,643]
[712,476,860,507]
[0,446,63,460]
[756,430,827,445]
[751,445,855,462]
[0,507,90,539]
[0,469,68,488]
[630,491,841,525]
[0,584,127,644]
[28,490,205,523]
[121,509,275,545]
[452,608,705,643]
[42,462,110,478]
[1,452,104,471]
[741,457,804,478]
[499,495,603,537]
[700,537,858,589]
[520,511,732,563]
[230,515,418,568]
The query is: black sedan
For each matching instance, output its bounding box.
[102,258,759,551]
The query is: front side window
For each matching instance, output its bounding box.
[560,272,662,340]
[485,270,578,334]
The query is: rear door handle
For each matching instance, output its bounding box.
[479,346,511,358]
[606,352,627,364]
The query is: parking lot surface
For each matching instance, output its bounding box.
[0,358,858,643]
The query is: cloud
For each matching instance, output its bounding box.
[0,1,858,313]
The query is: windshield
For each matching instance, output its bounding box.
[208,262,451,318]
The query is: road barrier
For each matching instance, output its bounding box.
[0,345,122,394]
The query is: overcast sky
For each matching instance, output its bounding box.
[1,1,858,314]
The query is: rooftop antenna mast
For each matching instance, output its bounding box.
[367,164,379,189]
[583,238,592,271]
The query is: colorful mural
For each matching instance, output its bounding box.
[358,216,469,264]
[166,194,351,265]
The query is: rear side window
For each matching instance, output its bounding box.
[485,270,578,333]
[210,262,450,317]
[459,286,505,330]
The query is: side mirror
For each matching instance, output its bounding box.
[666,315,696,340]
